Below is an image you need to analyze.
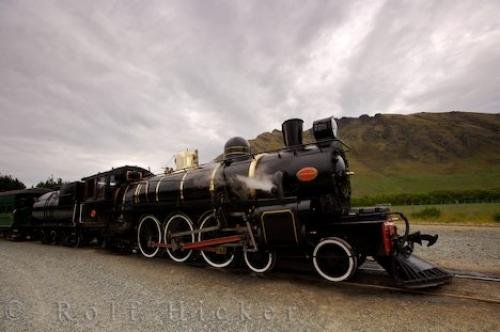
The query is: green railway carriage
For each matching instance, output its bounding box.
[0,188,51,239]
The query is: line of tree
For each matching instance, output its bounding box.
[0,174,26,191]
[352,189,500,207]
[34,176,65,190]
[1,173,66,192]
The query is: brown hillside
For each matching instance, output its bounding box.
[249,112,500,196]
[250,112,500,173]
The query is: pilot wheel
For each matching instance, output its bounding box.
[313,237,357,282]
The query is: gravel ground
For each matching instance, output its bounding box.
[411,224,500,274]
[0,224,499,331]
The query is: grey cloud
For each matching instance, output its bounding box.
[0,0,499,186]
[338,0,500,115]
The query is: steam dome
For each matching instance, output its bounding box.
[223,137,251,160]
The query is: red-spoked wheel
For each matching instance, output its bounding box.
[164,214,194,263]
[243,248,277,273]
[199,213,235,268]
[137,215,162,258]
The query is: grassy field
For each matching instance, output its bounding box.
[390,203,500,225]
[350,166,500,198]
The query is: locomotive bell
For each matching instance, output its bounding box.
[223,136,251,160]
[282,118,304,147]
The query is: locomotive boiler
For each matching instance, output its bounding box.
[116,116,451,287]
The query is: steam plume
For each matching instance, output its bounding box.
[236,174,275,192]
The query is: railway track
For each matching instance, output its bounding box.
[3,238,499,305]
[452,271,500,283]
[360,263,500,283]
[268,277,500,305]
[340,280,500,305]
[344,268,500,304]
[265,259,500,305]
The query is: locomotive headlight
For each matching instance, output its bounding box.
[312,116,338,141]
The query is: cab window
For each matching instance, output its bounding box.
[95,176,107,200]
[85,179,96,199]
[110,174,117,188]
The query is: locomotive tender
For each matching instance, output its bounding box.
[1,116,452,287]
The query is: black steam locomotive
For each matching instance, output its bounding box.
[1,116,452,287]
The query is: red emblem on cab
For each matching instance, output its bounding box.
[296,167,318,182]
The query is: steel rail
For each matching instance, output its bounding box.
[339,280,500,304]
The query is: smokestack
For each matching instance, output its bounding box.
[282,118,304,148]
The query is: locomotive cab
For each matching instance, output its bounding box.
[80,166,152,224]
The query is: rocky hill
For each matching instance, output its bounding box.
[249,112,500,197]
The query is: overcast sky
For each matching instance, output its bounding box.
[1,0,499,186]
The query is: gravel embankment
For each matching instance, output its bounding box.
[412,224,500,274]
[0,224,499,331]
